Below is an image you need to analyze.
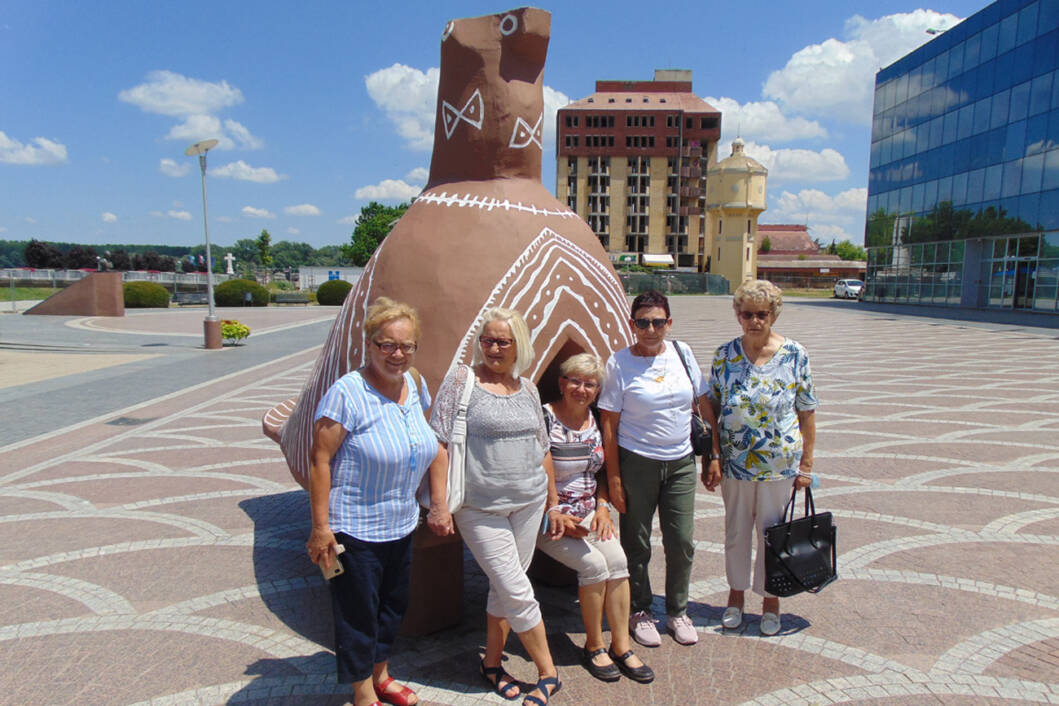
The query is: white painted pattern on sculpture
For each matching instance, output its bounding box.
[440,89,484,139]
[415,190,578,218]
[509,112,543,150]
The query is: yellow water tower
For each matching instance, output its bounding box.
[705,138,767,288]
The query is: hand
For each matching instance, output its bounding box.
[555,513,588,539]
[701,457,721,492]
[793,473,812,490]
[427,504,455,536]
[547,508,565,540]
[592,506,615,541]
[607,476,627,514]
[795,457,813,490]
[306,527,339,570]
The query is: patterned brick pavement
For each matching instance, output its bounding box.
[2,297,1058,705]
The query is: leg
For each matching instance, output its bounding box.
[482,614,518,699]
[656,454,697,617]
[753,479,795,627]
[515,621,560,705]
[371,534,417,704]
[535,533,611,651]
[578,581,607,652]
[617,447,662,614]
[329,534,385,705]
[721,476,755,593]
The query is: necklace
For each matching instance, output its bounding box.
[653,348,668,383]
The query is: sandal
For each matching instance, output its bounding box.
[373,676,417,706]
[479,659,520,700]
[522,675,561,706]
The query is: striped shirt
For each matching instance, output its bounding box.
[543,403,603,519]
[314,370,436,542]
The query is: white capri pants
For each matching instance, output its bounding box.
[536,531,629,587]
[455,498,546,633]
[721,475,796,596]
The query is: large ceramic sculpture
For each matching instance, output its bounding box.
[264,6,632,489]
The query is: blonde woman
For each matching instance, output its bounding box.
[428,307,562,706]
[702,280,817,637]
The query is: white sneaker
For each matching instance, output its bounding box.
[721,606,743,629]
[629,610,661,647]
[760,611,781,636]
[666,614,699,645]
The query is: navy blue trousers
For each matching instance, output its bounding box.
[330,531,413,683]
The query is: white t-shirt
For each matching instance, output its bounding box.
[598,340,707,461]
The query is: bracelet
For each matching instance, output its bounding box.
[710,451,722,461]
[596,499,610,510]
[797,472,813,478]
[546,505,563,515]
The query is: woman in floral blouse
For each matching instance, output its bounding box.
[701,280,817,637]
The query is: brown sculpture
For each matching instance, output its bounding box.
[264,6,632,491]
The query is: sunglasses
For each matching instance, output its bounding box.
[632,317,669,330]
[561,375,599,391]
[373,340,418,355]
[478,336,514,349]
[738,310,771,321]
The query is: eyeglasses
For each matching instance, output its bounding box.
[633,317,669,330]
[738,310,771,321]
[478,336,514,349]
[561,376,599,391]
[373,340,418,355]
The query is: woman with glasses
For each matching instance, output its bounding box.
[535,353,654,684]
[428,307,562,706]
[307,297,438,706]
[598,290,720,648]
[701,280,817,637]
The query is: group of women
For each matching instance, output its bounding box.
[306,279,818,706]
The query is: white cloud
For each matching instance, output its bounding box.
[766,187,869,243]
[164,115,263,151]
[223,119,263,150]
[366,63,569,153]
[284,203,321,216]
[102,212,117,223]
[354,179,421,201]
[337,215,358,225]
[763,10,962,124]
[703,97,826,143]
[25,217,37,224]
[118,70,243,117]
[724,140,849,183]
[242,205,275,219]
[159,158,190,177]
[405,166,429,183]
[0,130,68,165]
[217,215,233,223]
[286,227,300,235]
[211,160,284,183]
[149,209,192,221]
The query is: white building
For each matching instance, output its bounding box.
[297,266,364,291]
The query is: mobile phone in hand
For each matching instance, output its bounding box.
[321,544,346,580]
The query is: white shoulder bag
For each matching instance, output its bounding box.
[417,364,473,513]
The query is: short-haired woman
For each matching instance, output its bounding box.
[598,290,720,648]
[427,307,563,706]
[702,280,818,637]
[307,297,438,706]
[536,353,653,684]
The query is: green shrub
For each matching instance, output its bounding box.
[123,281,170,308]
[316,279,352,306]
[214,278,269,307]
[221,319,251,345]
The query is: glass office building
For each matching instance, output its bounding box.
[864,0,1059,313]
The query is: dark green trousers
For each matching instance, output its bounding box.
[618,446,697,617]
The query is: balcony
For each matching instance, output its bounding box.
[681,145,703,158]
[679,206,703,216]
[680,185,702,198]
[680,166,702,179]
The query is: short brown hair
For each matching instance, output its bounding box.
[363,297,421,341]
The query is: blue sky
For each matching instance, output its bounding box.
[1,1,985,249]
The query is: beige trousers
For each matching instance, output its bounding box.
[721,476,795,596]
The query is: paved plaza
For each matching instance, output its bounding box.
[1,297,1058,705]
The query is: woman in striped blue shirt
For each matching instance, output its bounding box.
[307,297,439,706]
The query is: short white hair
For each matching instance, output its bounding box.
[733,279,783,317]
[471,307,534,377]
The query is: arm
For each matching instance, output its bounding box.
[599,409,625,513]
[306,417,347,570]
[591,471,616,541]
[543,451,566,539]
[794,409,816,489]
[698,393,723,491]
[425,441,455,536]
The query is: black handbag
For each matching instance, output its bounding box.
[764,487,837,597]
[672,340,712,456]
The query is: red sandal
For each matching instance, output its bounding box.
[373,676,417,706]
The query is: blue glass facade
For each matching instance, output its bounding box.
[865,0,1059,312]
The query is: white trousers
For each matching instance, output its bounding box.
[721,476,795,597]
[536,531,629,587]
[455,498,546,633]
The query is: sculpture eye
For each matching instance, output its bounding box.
[499,14,518,36]
[441,20,455,41]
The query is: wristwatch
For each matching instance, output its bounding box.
[709,451,722,461]
[597,499,610,510]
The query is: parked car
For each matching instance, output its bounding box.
[834,279,864,299]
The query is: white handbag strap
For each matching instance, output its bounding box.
[451,364,474,442]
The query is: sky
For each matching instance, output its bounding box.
[0,1,987,250]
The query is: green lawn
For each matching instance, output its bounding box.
[780,288,835,299]
[0,286,57,301]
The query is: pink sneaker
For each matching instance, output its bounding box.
[666,614,699,645]
[629,610,661,647]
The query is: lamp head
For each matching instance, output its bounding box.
[184,139,219,157]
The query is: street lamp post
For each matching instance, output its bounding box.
[185,139,222,349]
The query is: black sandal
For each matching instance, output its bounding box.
[608,647,655,684]
[582,646,620,682]
[479,659,520,700]
[522,675,561,706]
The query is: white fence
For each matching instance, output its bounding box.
[0,269,232,287]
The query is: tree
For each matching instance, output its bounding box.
[759,236,771,254]
[64,245,98,269]
[312,244,345,266]
[271,240,315,270]
[341,201,411,266]
[256,229,273,268]
[110,249,132,270]
[24,239,63,268]
[834,240,867,261]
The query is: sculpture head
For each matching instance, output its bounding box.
[427,7,550,187]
